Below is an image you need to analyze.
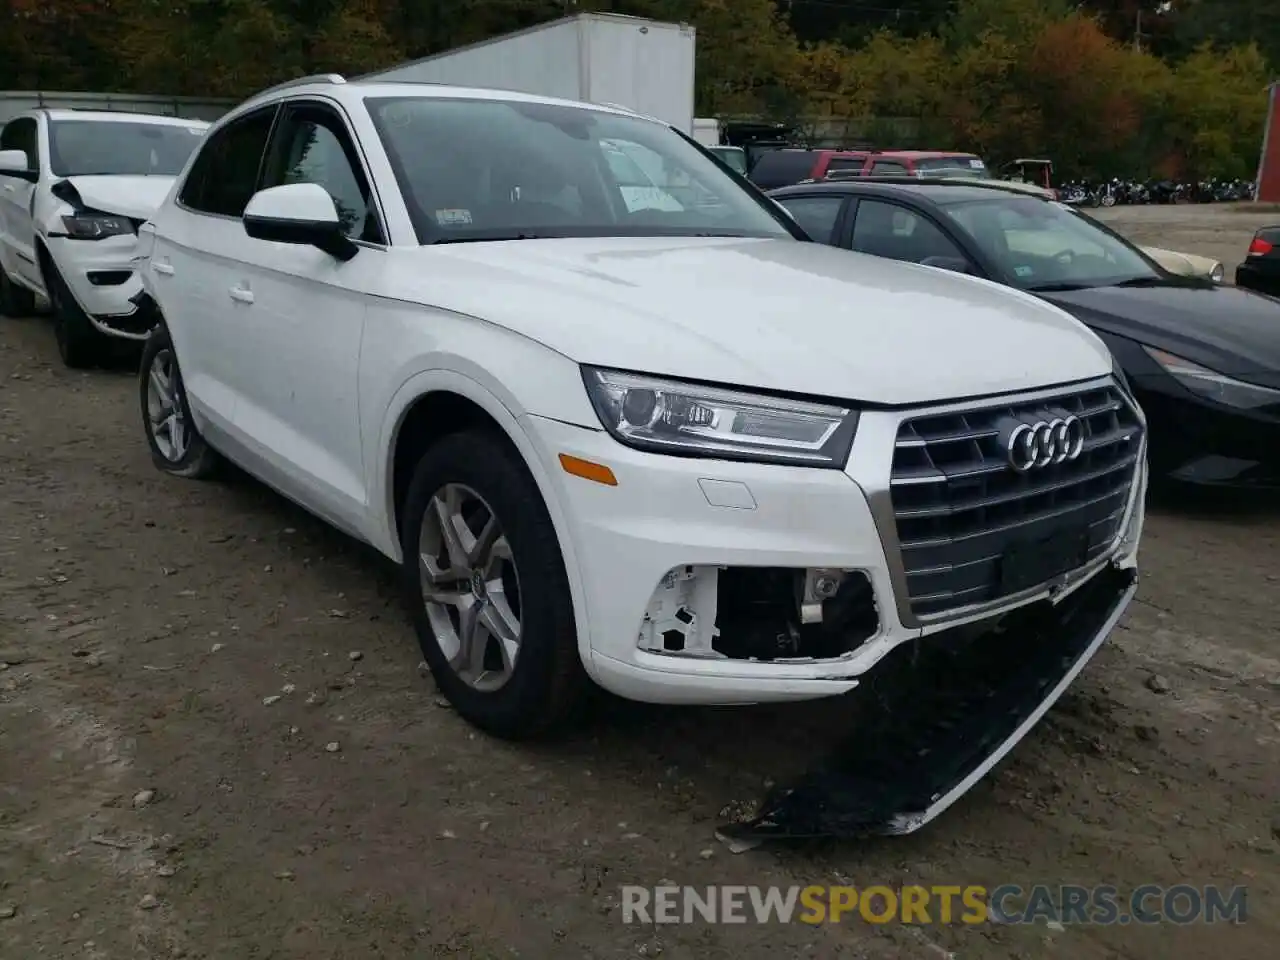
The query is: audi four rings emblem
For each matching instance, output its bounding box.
[1006,415,1085,472]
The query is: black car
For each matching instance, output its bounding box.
[769,179,1280,487]
[1235,225,1280,297]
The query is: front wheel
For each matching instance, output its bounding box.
[400,430,586,739]
[46,259,107,368]
[139,326,221,479]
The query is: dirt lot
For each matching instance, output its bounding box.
[1,205,1278,960]
[1091,203,1279,280]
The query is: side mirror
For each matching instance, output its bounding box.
[242,183,357,261]
[0,149,38,183]
[919,255,972,275]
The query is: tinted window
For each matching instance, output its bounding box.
[869,161,907,175]
[179,107,276,217]
[366,96,793,243]
[777,195,844,244]
[851,200,966,264]
[748,150,821,188]
[0,117,38,170]
[48,119,206,177]
[260,103,383,243]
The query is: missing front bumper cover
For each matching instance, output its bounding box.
[637,565,880,662]
[716,563,1138,843]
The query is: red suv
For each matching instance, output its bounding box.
[750,149,989,188]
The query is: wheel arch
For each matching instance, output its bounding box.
[375,370,594,672]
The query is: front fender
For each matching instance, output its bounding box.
[369,368,595,678]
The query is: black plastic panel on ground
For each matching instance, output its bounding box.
[890,385,1142,617]
[717,564,1138,841]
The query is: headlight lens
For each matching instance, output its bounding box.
[581,366,858,466]
[1142,346,1280,410]
[1210,262,1224,283]
[60,213,135,240]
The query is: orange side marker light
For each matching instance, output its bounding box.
[559,453,617,486]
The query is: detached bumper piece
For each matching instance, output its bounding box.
[718,564,1137,843]
[113,290,163,337]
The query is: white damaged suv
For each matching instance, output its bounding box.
[134,76,1146,819]
[0,109,208,366]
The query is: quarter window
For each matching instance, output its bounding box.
[179,107,277,217]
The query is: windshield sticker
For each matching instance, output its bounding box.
[434,208,473,226]
[1014,265,1033,277]
[969,158,986,169]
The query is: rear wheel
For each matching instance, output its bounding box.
[400,430,586,739]
[0,269,36,318]
[140,325,221,479]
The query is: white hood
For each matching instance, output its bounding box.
[396,236,1113,406]
[58,175,175,220]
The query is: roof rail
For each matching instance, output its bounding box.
[256,73,346,98]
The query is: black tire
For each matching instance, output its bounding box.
[400,429,586,739]
[139,325,221,479]
[0,268,36,317]
[45,257,107,369]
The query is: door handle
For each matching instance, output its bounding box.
[228,285,254,304]
[153,262,175,276]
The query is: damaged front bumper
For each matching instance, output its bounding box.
[717,563,1138,841]
[45,233,153,340]
[525,379,1144,707]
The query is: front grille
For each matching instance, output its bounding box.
[889,383,1142,618]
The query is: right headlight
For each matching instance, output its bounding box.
[1142,346,1280,411]
[581,366,859,467]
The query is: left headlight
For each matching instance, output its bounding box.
[60,213,135,240]
[1210,261,1225,283]
[581,366,859,467]
[1142,346,1280,410]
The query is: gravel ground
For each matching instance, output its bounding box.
[1,205,1277,960]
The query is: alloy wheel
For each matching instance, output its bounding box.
[418,482,523,692]
[145,347,190,462]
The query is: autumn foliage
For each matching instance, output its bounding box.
[0,0,1271,179]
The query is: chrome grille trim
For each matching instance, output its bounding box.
[846,376,1146,631]
[889,381,1143,619]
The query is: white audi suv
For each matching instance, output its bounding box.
[132,74,1145,826]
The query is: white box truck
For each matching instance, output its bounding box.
[359,13,697,134]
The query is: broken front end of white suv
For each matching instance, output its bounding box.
[560,367,1145,838]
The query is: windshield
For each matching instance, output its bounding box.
[709,146,748,175]
[916,156,989,179]
[365,96,794,243]
[49,119,206,177]
[916,156,993,179]
[946,196,1158,289]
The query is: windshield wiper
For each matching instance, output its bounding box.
[1108,275,1171,287]
[1024,282,1095,292]
[431,233,549,244]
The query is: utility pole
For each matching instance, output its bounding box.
[1133,7,1145,53]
